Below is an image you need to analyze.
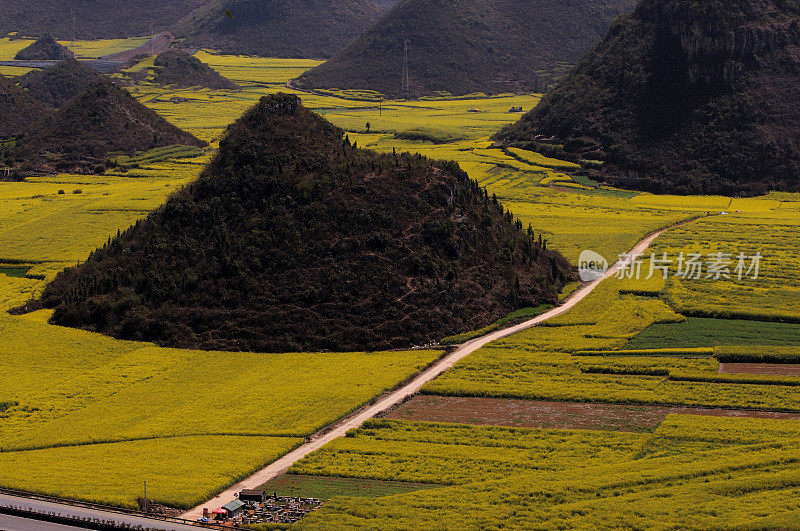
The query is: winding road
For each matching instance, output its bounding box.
[0,221,693,527]
[180,221,685,520]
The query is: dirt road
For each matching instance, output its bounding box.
[180,222,683,520]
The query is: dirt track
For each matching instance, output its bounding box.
[180,221,688,519]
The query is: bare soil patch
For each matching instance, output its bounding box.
[102,32,175,63]
[719,363,800,377]
[386,395,800,432]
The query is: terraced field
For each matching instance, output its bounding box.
[297,416,800,529]
[385,395,800,431]
[626,318,800,349]
[290,419,646,485]
[425,268,798,402]
[259,474,440,501]
[651,210,800,322]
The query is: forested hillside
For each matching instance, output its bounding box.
[496,0,800,195]
[18,59,102,108]
[0,0,208,39]
[294,0,637,97]
[0,75,51,139]
[12,80,205,173]
[175,0,382,59]
[36,93,572,352]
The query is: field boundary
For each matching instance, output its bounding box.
[180,215,706,520]
[418,388,800,414]
[0,432,303,455]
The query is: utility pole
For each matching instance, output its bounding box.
[401,38,410,95]
[143,480,147,513]
[71,9,76,52]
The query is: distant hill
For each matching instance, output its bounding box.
[18,59,102,108]
[293,0,638,98]
[152,50,240,89]
[34,93,572,353]
[13,35,74,61]
[12,80,205,173]
[0,0,209,39]
[101,32,176,64]
[174,0,382,59]
[0,75,51,139]
[495,0,800,196]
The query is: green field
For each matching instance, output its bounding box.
[0,266,30,278]
[715,345,800,364]
[421,276,800,411]
[627,317,800,349]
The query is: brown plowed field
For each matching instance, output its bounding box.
[385,395,800,432]
[719,363,800,377]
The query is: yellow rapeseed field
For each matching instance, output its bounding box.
[301,416,800,529]
[1,44,799,522]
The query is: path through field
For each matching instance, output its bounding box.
[181,219,698,519]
